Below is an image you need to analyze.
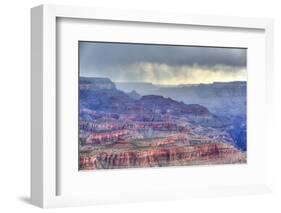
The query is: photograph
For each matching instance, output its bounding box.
[78,42,247,170]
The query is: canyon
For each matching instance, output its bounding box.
[79,77,247,170]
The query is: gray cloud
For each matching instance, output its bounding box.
[80,42,246,70]
[79,42,247,84]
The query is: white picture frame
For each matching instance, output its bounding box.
[31,4,274,208]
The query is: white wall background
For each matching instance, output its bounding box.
[0,0,280,212]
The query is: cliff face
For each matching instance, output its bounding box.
[80,142,246,170]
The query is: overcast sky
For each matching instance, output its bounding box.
[79,42,247,84]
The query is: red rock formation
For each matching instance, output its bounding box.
[79,142,246,170]
[85,130,131,145]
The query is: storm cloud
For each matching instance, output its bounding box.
[79,42,247,84]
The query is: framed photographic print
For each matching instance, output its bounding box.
[31,4,274,208]
[78,42,247,170]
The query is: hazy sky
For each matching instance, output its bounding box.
[79,42,247,85]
